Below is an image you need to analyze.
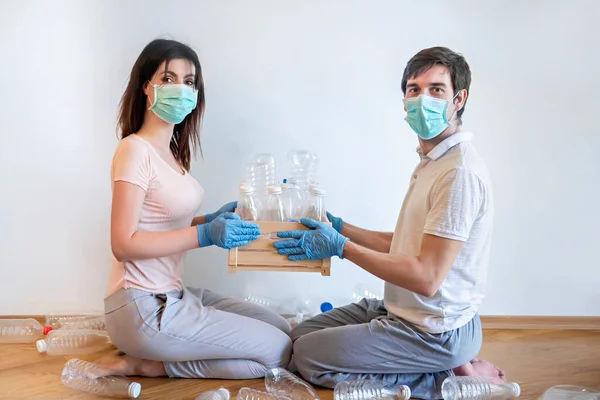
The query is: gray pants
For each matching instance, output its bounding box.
[291,298,482,400]
[104,287,292,379]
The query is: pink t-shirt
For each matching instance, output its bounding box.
[105,135,205,297]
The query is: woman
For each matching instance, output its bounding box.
[97,39,292,379]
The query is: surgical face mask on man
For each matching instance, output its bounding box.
[403,92,459,140]
[148,83,198,124]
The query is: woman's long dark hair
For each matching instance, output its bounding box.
[118,39,205,171]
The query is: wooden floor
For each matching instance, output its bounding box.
[0,330,598,399]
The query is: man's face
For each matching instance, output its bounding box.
[404,64,465,121]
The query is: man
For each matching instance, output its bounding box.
[275,47,504,399]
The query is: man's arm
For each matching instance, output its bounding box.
[343,167,484,296]
[343,234,464,297]
[341,222,394,253]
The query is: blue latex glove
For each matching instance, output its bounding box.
[205,201,238,223]
[274,218,349,260]
[326,211,343,233]
[197,212,260,249]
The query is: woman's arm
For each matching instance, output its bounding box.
[190,201,237,227]
[191,215,207,226]
[111,181,199,262]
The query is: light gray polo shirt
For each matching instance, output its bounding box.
[384,132,494,333]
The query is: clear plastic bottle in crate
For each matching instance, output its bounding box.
[0,318,43,343]
[266,185,288,222]
[441,377,521,400]
[236,183,261,221]
[287,150,318,191]
[61,358,141,398]
[307,186,328,222]
[36,329,113,355]
[281,180,306,221]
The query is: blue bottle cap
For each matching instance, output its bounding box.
[320,302,333,313]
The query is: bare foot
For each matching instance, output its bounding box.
[93,350,167,378]
[452,358,506,384]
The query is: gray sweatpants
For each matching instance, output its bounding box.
[291,298,482,400]
[104,287,292,379]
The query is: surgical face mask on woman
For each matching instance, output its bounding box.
[148,83,198,124]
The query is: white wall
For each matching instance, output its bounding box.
[0,0,598,316]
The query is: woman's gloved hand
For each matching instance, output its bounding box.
[274,218,349,260]
[197,212,260,249]
[204,201,238,223]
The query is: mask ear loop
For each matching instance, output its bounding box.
[147,80,158,110]
[447,90,462,123]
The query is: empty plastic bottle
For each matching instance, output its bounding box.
[62,358,141,398]
[196,388,231,400]
[0,318,43,343]
[441,377,520,400]
[236,183,261,221]
[36,329,112,355]
[296,298,333,318]
[45,314,105,331]
[307,187,328,222]
[265,367,320,400]
[334,380,411,400]
[244,294,279,313]
[266,185,288,222]
[351,284,383,302]
[237,387,291,400]
[539,385,600,400]
[281,180,306,221]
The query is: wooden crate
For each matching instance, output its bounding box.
[228,221,331,276]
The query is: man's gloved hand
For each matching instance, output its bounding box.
[205,201,237,223]
[274,218,349,260]
[326,211,343,233]
[197,212,260,249]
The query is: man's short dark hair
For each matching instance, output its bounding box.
[401,47,471,124]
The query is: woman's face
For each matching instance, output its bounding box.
[144,58,196,106]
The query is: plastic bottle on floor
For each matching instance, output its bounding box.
[36,329,112,355]
[441,377,520,400]
[295,298,334,319]
[351,284,383,302]
[44,314,105,331]
[334,380,411,400]
[196,388,231,400]
[237,387,291,400]
[61,358,141,398]
[265,367,320,400]
[244,294,279,312]
[0,318,43,343]
[538,385,600,400]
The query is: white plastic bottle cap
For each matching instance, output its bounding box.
[36,339,48,353]
[310,186,325,196]
[218,388,230,400]
[128,382,142,398]
[239,184,254,193]
[400,385,412,400]
[510,382,521,397]
[267,185,282,194]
